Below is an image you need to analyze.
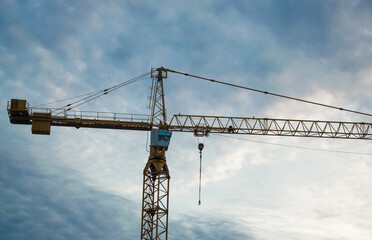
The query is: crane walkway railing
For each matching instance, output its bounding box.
[30,107,151,123]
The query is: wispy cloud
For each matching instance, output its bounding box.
[1,0,372,239]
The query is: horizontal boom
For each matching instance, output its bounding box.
[168,114,372,139]
[7,100,372,139]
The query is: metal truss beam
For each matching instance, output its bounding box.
[149,68,167,127]
[141,147,170,240]
[168,114,372,139]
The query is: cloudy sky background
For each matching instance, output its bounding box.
[1,0,372,239]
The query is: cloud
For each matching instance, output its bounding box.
[169,214,255,240]
[1,1,372,239]
[0,140,259,240]
[0,153,140,240]
[201,152,372,240]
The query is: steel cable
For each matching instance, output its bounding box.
[215,134,372,156]
[165,68,372,117]
[51,72,150,115]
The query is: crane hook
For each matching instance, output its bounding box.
[198,143,204,153]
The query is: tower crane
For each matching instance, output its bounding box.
[7,67,372,240]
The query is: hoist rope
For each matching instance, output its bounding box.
[198,150,202,205]
[197,142,204,205]
[165,68,372,117]
[50,72,151,115]
[215,134,372,156]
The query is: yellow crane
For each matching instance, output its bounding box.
[7,67,372,240]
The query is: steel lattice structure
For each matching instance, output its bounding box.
[149,68,167,127]
[141,150,170,240]
[168,114,372,139]
[6,67,372,240]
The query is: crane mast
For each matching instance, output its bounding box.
[6,67,372,240]
[141,68,170,240]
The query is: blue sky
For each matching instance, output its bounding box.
[1,0,372,239]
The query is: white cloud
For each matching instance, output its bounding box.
[2,1,372,239]
[206,153,372,239]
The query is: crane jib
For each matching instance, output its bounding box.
[7,100,372,140]
[168,114,372,140]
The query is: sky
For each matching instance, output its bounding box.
[1,0,372,239]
